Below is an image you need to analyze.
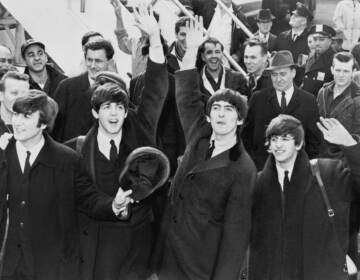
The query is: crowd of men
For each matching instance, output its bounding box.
[0,0,360,279]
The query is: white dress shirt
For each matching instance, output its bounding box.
[275,163,294,191]
[209,132,237,158]
[16,136,45,173]
[276,86,294,107]
[97,129,122,160]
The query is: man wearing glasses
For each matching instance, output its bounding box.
[0,45,14,67]
[242,50,321,170]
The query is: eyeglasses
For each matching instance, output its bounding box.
[269,135,295,143]
[0,58,14,64]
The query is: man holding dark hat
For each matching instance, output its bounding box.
[302,24,337,96]
[272,2,313,85]
[21,39,67,98]
[242,50,321,169]
[254,9,277,51]
[64,8,169,280]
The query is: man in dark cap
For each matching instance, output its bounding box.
[242,50,321,170]
[21,39,67,98]
[272,2,313,85]
[254,9,277,51]
[302,24,337,96]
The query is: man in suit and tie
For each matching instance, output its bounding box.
[242,50,322,170]
[52,39,115,142]
[254,9,277,51]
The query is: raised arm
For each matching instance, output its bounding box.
[133,4,168,143]
[175,16,209,142]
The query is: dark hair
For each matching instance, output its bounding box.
[195,37,224,71]
[81,31,103,46]
[175,16,190,34]
[206,88,248,120]
[333,51,357,70]
[84,39,115,60]
[0,71,29,91]
[244,38,268,56]
[91,82,129,113]
[265,114,304,146]
[12,90,58,132]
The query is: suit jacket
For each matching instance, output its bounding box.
[199,67,250,103]
[24,65,67,98]
[52,72,93,142]
[250,146,360,280]
[302,47,336,96]
[242,86,322,170]
[317,81,360,159]
[0,134,116,280]
[159,69,257,280]
[179,0,252,56]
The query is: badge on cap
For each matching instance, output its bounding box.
[317,72,325,81]
[315,24,323,32]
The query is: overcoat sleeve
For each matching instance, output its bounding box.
[135,59,169,144]
[175,69,208,143]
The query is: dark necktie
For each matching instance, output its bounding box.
[292,33,297,41]
[283,170,290,191]
[24,151,31,175]
[281,91,287,111]
[248,74,256,91]
[205,140,215,160]
[109,140,117,162]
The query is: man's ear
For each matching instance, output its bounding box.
[237,119,244,126]
[40,123,47,131]
[201,53,206,62]
[92,109,99,120]
[0,92,3,102]
[206,115,211,123]
[295,140,304,151]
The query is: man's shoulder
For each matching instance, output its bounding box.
[295,87,316,101]
[60,72,88,86]
[277,29,291,39]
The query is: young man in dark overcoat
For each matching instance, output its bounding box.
[157,17,257,280]
[65,7,169,280]
[249,114,360,280]
[0,91,133,280]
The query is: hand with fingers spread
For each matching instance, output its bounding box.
[133,3,160,38]
[185,15,206,51]
[317,117,357,146]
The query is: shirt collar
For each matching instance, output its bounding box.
[97,128,122,150]
[16,135,45,164]
[276,85,294,97]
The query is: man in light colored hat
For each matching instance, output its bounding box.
[21,39,67,98]
[242,50,321,169]
[302,24,336,96]
[254,9,277,51]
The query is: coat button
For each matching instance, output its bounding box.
[20,201,26,206]
[19,222,24,228]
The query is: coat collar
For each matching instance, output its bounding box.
[261,149,314,193]
[320,81,360,118]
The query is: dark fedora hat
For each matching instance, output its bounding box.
[267,50,295,70]
[255,9,275,22]
[292,2,313,22]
